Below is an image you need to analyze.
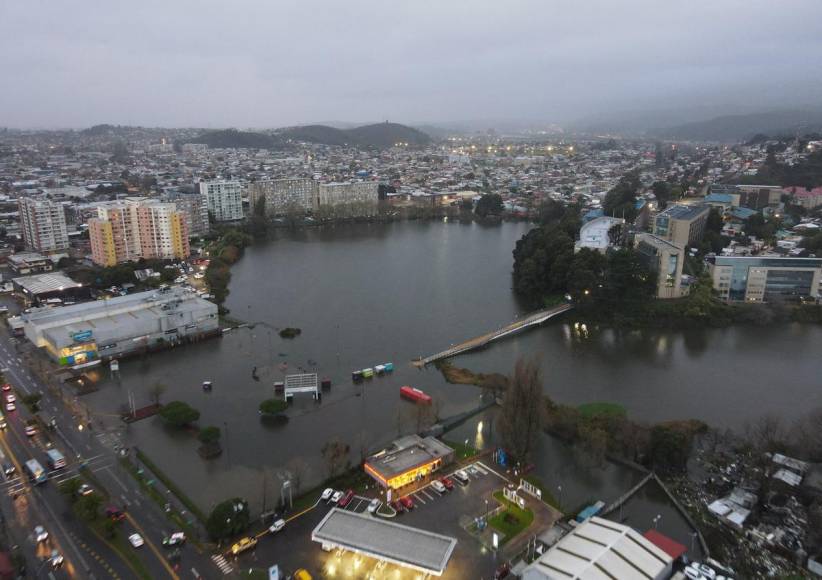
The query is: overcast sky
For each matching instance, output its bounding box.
[2,0,821,129]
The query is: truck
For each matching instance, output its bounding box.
[25,459,47,484]
[46,449,66,470]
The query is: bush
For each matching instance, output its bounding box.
[158,401,200,427]
[259,399,288,416]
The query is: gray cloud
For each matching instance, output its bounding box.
[1,0,821,128]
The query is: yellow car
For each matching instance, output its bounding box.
[229,537,257,555]
[292,570,312,580]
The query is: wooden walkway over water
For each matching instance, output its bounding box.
[414,303,573,367]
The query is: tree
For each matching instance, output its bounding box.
[474,194,503,218]
[285,457,309,495]
[158,401,200,428]
[74,493,103,522]
[59,478,83,501]
[198,426,222,458]
[320,437,350,478]
[498,357,545,462]
[602,172,641,222]
[649,425,692,473]
[259,399,288,416]
[206,498,250,541]
[149,382,167,406]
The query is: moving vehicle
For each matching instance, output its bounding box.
[24,424,37,437]
[1,384,10,392]
[330,490,344,504]
[162,532,186,547]
[5,402,14,412]
[46,449,66,470]
[78,483,93,496]
[431,480,447,494]
[440,476,454,490]
[34,526,49,543]
[128,533,144,548]
[321,488,334,501]
[5,393,14,403]
[0,413,6,429]
[25,459,47,484]
[2,463,15,478]
[399,496,414,510]
[454,470,469,484]
[230,536,257,555]
[268,519,285,533]
[338,489,355,508]
[49,550,64,569]
[292,570,312,580]
[367,498,381,514]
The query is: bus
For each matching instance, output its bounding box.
[25,459,47,484]
[46,449,66,470]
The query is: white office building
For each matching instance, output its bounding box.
[248,178,316,215]
[199,180,244,222]
[18,197,69,253]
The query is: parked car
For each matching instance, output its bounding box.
[128,533,144,548]
[367,498,381,514]
[431,480,447,494]
[268,519,285,533]
[390,500,404,513]
[399,496,414,510]
[440,477,454,490]
[454,470,470,484]
[162,532,186,547]
[495,562,511,579]
[683,566,703,580]
[230,537,257,555]
[34,526,49,543]
[331,490,344,504]
[338,490,355,508]
[321,488,334,501]
[698,564,717,579]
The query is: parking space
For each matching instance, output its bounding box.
[396,460,498,512]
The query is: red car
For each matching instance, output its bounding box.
[390,500,404,513]
[399,496,414,510]
[440,477,454,490]
[495,563,511,579]
[1,384,10,392]
[338,489,355,508]
[106,506,126,522]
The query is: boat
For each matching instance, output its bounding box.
[576,500,605,523]
[352,370,363,382]
[375,365,385,374]
[202,381,212,391]
[362,368,374,379]
[400,386,432,404]
[383,362,394,372]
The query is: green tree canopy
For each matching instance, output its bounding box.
[259,399,288,416]
[474,194,504,218]
[603,172,641,222]
[198,426,221,445]
[158,401,200,427]
[206,498,250,540]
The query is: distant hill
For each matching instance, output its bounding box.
[650,110,822,142]
[187,129,281,149]
[278,122,431,148]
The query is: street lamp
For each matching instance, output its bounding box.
[652,514,662,529]
[557,485,563,510]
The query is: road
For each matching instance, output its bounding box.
[0,314,217,579]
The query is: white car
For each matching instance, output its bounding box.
[128,533,144,548]
[331,490,344,504]
[5,402,14,412]
[698,564,716,579]
[321,488,334,501]
[367,498,381,514]
[34,526,49,543]
[49,550,64,569]
[78,484,93,496]
[683,567,702,580]
[6,394,15,403]
[454,470,470,484]
[268,518,285,533]
[430,480,447,494]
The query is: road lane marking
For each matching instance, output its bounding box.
[126,513,180,579]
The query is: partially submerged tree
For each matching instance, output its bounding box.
[158,401,200,428]
[498,357,545,462]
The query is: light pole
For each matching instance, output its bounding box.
[690,532,698,553]
[557,485,563,511]
[652,514,662,529]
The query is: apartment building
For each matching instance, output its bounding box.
[88,199,190,266]
[161,190,210,236]
[652,203,710,248]
[634,233,685,299]
[199,180,244,221]
[317,181,379,208]
[248,178,315,215]
[18,197,69,253]
[707,255,822,303]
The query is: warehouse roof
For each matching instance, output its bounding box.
[521,517,672,580]
[13,273,82,296]
[366,435,453,479]
[659,203,709,221]
[311,508,457,576]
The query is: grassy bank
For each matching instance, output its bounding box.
[435,360,508,390]
[522,474,561,510]
[488,490,534,543]
[443,439,480,461]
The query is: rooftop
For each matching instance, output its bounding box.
[659,203,710,221]
[311,508,457,575]
[366,435,453,479]
[13,272,82,296]
[522,517,672,580]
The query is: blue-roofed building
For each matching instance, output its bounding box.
[729,207,757,221]
[581,208,604,223]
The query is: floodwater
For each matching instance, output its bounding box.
[81,221,821,546]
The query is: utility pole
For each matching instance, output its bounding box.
[224,421,230,467]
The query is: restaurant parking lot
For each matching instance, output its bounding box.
[237,460,510,579]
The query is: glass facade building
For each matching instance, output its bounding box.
[709,256,822,302]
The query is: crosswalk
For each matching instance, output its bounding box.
[211,554,234,575]
[1,453,112,497]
